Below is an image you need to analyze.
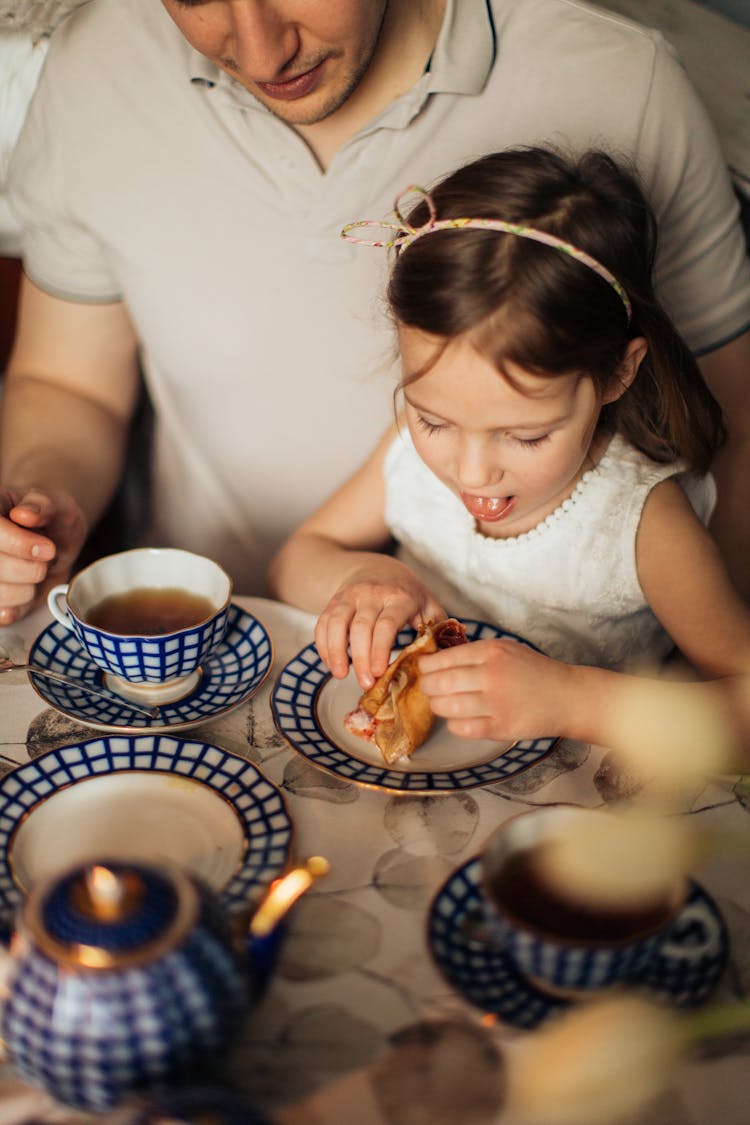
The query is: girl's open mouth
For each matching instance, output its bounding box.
[460,493,516,522]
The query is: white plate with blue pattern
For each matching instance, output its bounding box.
[0,734,294,925]
[272,619,559,793]
[428,857,728,1029]
[26,604,273,734]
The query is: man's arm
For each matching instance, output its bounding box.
[697,327,750,600]
[0,275,141,621]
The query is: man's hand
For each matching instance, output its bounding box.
[0,486,87,623]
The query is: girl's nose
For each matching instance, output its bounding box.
[228,2,301,81]
[456,439,503,491]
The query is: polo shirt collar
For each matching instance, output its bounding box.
[428,0,495,96]
[187,46,220,88]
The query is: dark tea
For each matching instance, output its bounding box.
[487,844,673,943]
[85,587,217,636]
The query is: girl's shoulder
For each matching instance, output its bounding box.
[601,433,716,526]
[600,432,680,479]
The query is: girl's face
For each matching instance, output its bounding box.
[399,326,621,539]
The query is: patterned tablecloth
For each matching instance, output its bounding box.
[0,596,748,1124]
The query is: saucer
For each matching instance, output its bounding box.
[427,857,728,1030]
[272,619,558,794]
[0,734,294,924]
[26,603,273,734]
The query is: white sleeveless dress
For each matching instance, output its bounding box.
[383,430,716,668]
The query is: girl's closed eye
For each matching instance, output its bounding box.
[512,433,551,448]
[415,414,448,436]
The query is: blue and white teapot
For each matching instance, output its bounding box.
[0,855,329,1111]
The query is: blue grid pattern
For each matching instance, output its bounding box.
[272,619,558,793]
[1,924,244,1111]
[628,882,729,1006]
[27,605,273,734]
[70,609,230,683]
[0,734,293,924]
[427,858,728,1030]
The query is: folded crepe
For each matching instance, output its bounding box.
[344,619,468,764]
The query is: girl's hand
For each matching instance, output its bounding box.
[315,558,445,689]
[418,637,572,742]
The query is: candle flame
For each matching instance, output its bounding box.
[85,865,125,920]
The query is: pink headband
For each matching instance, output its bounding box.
[342,185,632,323]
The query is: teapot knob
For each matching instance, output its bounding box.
[24,859,197,970]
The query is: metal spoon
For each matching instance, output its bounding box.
[0,656,160,719]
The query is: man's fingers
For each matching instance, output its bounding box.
[4,492,57,561]
[0,602,34,626]
[8,489,56,527]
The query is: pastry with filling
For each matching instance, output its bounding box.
[344,619,467,764]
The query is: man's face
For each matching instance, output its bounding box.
[161,1,389,126]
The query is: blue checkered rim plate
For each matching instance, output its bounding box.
[271,619,558,793]
[26,603,273,733]
[0,734,293,925]
[428,857,728,1030]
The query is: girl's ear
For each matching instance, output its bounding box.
[601,337,648,405]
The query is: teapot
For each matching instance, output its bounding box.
[0,854,329,1112]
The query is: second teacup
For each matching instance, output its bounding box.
[47,548,233,704]
[480,805,686,996]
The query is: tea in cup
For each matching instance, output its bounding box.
[47,548,232,704]
[480,805,685,996]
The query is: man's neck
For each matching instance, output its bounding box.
[297,0,447,171]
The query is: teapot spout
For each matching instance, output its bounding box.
[250,855,330,939]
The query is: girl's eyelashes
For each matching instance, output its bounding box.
[513,434,550,448]
[415,414,447,436]
[415,412,551,448]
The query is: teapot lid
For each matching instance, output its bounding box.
[22,860,198,970]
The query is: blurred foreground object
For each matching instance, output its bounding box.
[506,993,750,1125]
[604,673,740,784]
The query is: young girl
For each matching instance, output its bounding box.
[268,147,750,749]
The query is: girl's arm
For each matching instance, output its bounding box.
[268,423,445,688]
[635,478,750,676]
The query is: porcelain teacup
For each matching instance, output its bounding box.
[47,547,232,704]
[479,805,686,996]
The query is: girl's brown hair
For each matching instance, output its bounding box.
[387,148,725,473]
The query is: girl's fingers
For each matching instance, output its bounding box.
[427,689,491,721]
[315,608,353,679]
[419,662,486,699]
[445,716,496,740]
[369,611,404,680]
[349,611,382,688]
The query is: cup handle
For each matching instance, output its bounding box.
[46,584,73,630]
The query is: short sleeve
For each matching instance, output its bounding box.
[6,24,122,302]
[635,35,750,353]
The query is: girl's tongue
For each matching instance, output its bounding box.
[461,493,516,522]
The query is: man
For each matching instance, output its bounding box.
[1,0,749,622]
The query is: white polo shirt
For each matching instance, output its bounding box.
[8,0,750,591]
